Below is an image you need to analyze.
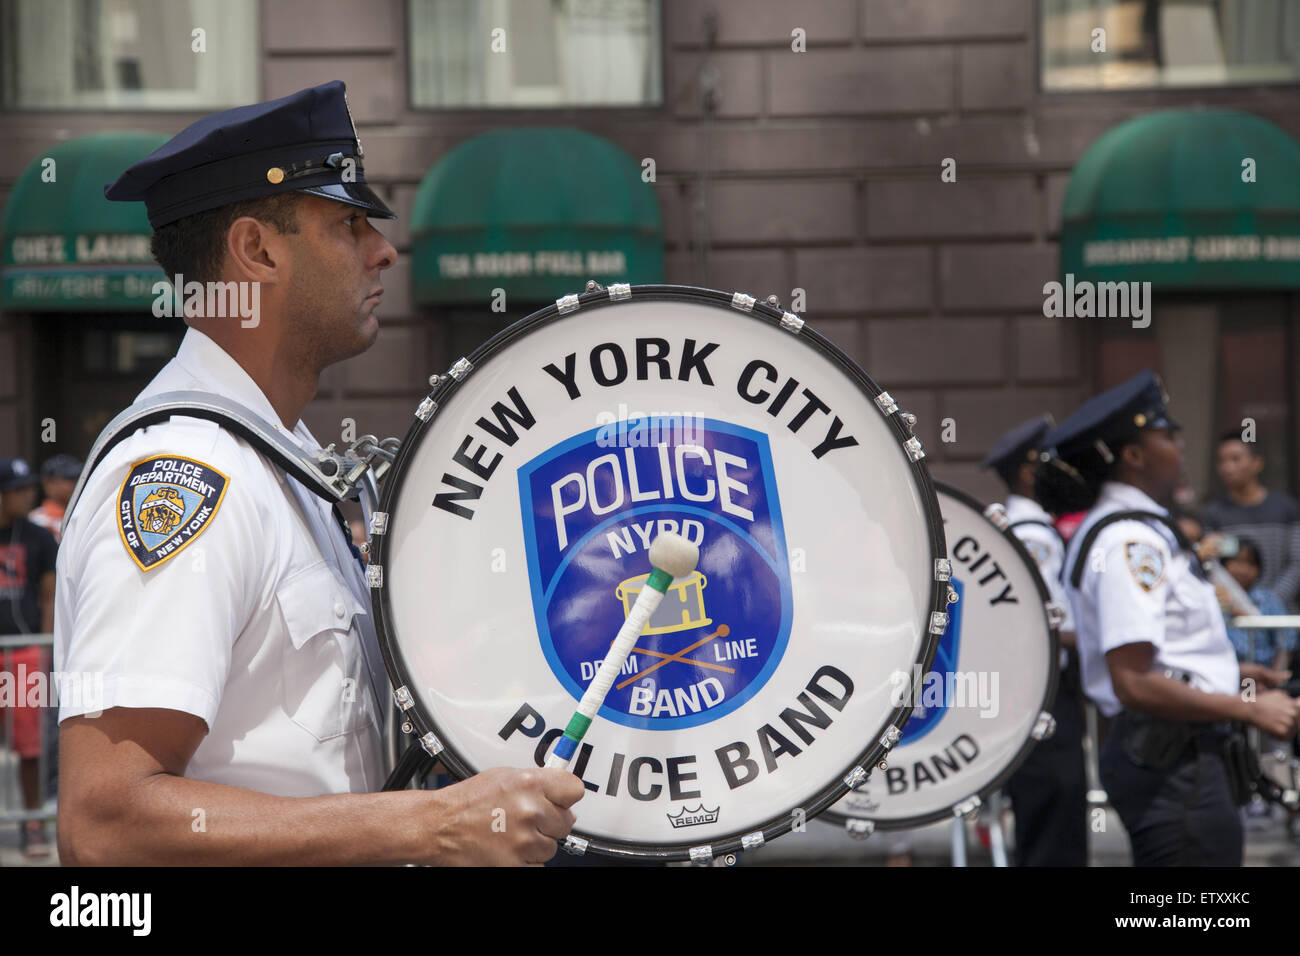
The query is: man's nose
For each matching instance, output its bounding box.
[368,223,398,269]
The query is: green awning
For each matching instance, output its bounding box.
[1061,110,1300,288]
[2,132,169,311]
[411,127,662,304]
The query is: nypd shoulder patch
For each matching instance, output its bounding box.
[1022,539,1050,569]
[117,455,230,572]
[1124,540,1166,592]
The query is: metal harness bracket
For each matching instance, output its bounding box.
[64,390,402,524]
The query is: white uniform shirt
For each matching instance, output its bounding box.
[1004,494,1073,669]
[55,328,385,796]
[1062,481,1240,717]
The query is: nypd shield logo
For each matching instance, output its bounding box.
[1022,539,1050,569]
[117,455,229,571]
[518,417,792,731]
[1125,541,1166,592]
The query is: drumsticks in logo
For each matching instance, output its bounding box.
[544,531,700,771]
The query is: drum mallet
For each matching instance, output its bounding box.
[544,531,699,770]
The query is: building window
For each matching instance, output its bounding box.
[1041,0,1300,90]
[408,0,661,108]
[1,0,257,110]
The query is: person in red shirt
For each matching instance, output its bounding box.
[28,455,82,544]
[0,457,58,856]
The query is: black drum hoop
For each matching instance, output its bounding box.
[820,481,1062,832]
[368,283,949,861]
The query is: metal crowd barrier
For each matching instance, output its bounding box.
[5,617,1294,862]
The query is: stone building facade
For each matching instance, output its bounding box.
[3,0,1298,504]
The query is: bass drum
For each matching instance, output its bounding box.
[369,284,948,861]
[822,483,1060,832]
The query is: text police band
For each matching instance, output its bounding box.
[499,664,854,799]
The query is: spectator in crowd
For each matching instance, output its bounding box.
[29,456,78,807]
[0,458,59,857]
[1202,432,1300,610]
[1215,537,1298,827]
[28,455,82,544]
[1218,538,1297,671]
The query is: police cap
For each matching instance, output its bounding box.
[981,414,1055,481]
[104,80,395,229]
[1042,370,1179,464]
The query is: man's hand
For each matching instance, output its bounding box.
[426,767,585,866]
[60,707,584,866]
[1244,689,1300,738]
[1197,533,1226,561]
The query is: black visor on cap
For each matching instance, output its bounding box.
[296,181,396,219]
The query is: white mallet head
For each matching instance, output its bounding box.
[648,531,699,578]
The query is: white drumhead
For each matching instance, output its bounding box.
[371,287,946,858]
[825,484,1059,829]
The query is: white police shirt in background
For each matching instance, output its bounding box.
[1062,481,1240,718]
[1004,493,1074,668]
[55,328,384,797]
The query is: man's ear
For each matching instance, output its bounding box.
[226,217,282,283]
[1119,440,1145,472]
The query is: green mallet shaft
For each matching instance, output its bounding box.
[544,531,699,770]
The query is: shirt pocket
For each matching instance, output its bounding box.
[276,560,371,742]
[1168,568,1215,644]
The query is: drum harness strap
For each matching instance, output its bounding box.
[1065,509,1198,590]
[64,390,399,525]
[1007,517,1065,546]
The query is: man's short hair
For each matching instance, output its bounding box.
[1217,429,1263,458]
[150,192,302,285]
[1233,537,1263,574]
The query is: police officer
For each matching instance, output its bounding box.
[1044,370,1299,866]
[54,82,583,865]
[981,415,1087,866]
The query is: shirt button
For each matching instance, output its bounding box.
[334,601,346,619]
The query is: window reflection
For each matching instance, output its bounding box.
[1042,0,1300,90]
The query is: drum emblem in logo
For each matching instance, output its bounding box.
[899,577,965,745]
[519,418,792,730]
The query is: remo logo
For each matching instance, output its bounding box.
[519,417,792,730]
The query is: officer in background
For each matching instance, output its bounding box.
[54,81,582,865]
[1043,370,1300,866]
[982,416,1087,866]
